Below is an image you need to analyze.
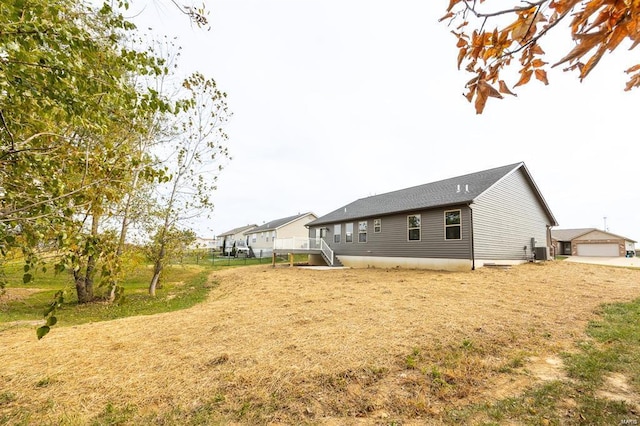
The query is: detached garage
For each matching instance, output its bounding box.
[552,228,637,257]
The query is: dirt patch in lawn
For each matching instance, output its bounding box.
[597,373,640,410]
[1,261,639,424]
[0,287,42,304]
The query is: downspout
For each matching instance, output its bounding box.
[469,203,475,270]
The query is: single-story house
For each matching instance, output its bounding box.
[245,212,318,252]
[305,162,557,271]
[551,228,636,257]
[189,237,217,251]
[217,224,257,250]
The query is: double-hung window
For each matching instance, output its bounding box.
[345,223,353,243]
[358,221,367,242]
[373,219,381,233]
[334,224,341,243]
[445,210,462,240]
[408,214,421,241]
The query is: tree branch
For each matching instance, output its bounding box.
[462,0,550,18]
[0,179,108,221]
[0,132,62,161]
[492,6,573,64]
[0,110,15,152]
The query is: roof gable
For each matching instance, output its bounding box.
[218,224,257,237]
[247,212,316,233]
[309,162,552,226]
[552,228,637,243]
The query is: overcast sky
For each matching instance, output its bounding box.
[130,0,639,243]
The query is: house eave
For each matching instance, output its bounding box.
[308,201,474,227]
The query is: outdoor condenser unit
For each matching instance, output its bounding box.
[534,246,549,261]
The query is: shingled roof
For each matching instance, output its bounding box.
[551,228,637,243]
[218,224,257,237]
[247,212,316,233]
[309,162,555,226]
[550,228,596,241]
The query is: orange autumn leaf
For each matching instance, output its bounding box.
[443,0,640,113]
[553,32,605,68]
[480,80,503,99]
[535,69,549,85]
[439,11,454,22]
[531,58,547,67]
[625,64,640,73]
[531,44,545,55]
[514,69,533,87]
[447,0,461,12]
[457,47,468,69]
[474,84,489,114]
[499,80,518,96]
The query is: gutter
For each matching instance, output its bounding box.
[469,203,475,270]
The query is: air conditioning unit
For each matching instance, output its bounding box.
[534,246,549,261]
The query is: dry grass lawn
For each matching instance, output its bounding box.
[1,261,640,424]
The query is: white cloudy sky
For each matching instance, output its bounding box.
[130,0,639,243]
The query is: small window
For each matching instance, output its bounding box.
[408,214,421,241]
[252,234,256,243]
[345,223,353,243]
[358,221,367,242]
[445,210,461,240]
[334,224,341,243]
[374,218,381,233]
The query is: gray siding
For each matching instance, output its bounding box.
[309,205,472,260]
[472,168,550,260]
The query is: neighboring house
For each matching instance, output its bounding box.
[217,224,257,251]
[551,228,636,257]
[189,237,217,251]
[306,162,557,271]
[245,212,318,252]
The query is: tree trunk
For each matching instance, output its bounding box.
[149,243,165,296]
[74,270,90,304]
[74,212,99,303]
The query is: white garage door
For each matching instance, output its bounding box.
[576,243,619,257]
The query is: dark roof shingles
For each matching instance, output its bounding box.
[248,212,314,233]
[310,163,522,226]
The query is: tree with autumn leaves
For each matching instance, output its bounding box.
[1,0,229,338]
[442,0,640,113]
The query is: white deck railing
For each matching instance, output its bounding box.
[273,237,334,266]
[320,238,334,266]
[273,237,319,250]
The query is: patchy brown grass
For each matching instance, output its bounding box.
[0,288,42,304]
[1,261,639,424]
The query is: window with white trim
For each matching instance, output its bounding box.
[374,218,381,233]
[358,221,367,242]
[345,223,353,243]
[445,210,462,240]
[408,214,421,241]
[334,224,341,243]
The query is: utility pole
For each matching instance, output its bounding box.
[603,216,607,232]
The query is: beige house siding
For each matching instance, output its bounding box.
[248,230,274,250]
[275,214,316,239]
[219,225,257,250]
[571,230,626,256]
[246,213,318,251]
[552,229,634,257]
